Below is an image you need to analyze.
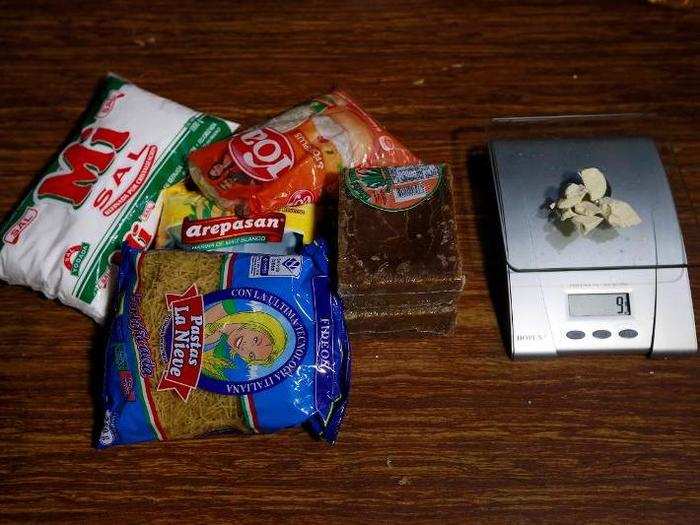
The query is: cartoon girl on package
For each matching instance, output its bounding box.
[201,301,287,382]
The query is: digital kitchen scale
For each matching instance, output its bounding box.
[489,137,697,358]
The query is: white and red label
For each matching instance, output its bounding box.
[35,123,158,218]
[157,284,205,401]
[97,91,125,118]
[63,244,82,271]
[287,189,314,206]
[3,207,38,245]
[37,127,131,207]
[181,213,285,246]
[228,127,295,182]
[99,144,158,217]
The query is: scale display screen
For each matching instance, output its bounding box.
[568,293,631,317]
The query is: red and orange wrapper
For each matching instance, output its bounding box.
[188,91,418,216]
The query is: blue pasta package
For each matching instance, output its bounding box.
[98,240,350,447]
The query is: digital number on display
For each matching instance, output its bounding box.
[568,293,631,317]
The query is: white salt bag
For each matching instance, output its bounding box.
[0,74,239,322]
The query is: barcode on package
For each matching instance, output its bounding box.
[392,182,428,202]
[249,255,302,278]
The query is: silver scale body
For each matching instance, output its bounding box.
[489,137,697,358]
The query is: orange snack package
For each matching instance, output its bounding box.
[188,91,419,215]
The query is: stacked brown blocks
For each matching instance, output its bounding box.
[337,165,464,336]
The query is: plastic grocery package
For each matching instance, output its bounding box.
[0,74,238,322]
[98,240,350,447]
[155,181,314,254]
[188,91,418,215]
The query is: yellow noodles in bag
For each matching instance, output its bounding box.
[133,250,249,438]
[98,241,351,447]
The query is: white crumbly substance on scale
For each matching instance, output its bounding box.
[573,200,602,217]
[579,167,607,201]
[599,197,643,228]
[550,167,641,235]
[556,183,587,209]
[570,213,604,235]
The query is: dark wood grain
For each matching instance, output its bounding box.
[0,1,699,523]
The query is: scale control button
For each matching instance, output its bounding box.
[593,330,611,339]
[566,330,585,340]
[619,329,638,339]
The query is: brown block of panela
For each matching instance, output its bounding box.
[345,304,457,336]
[338,164,464,309]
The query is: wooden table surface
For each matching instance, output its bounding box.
[1,1,699,523]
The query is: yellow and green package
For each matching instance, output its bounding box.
[156,181,314,254]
